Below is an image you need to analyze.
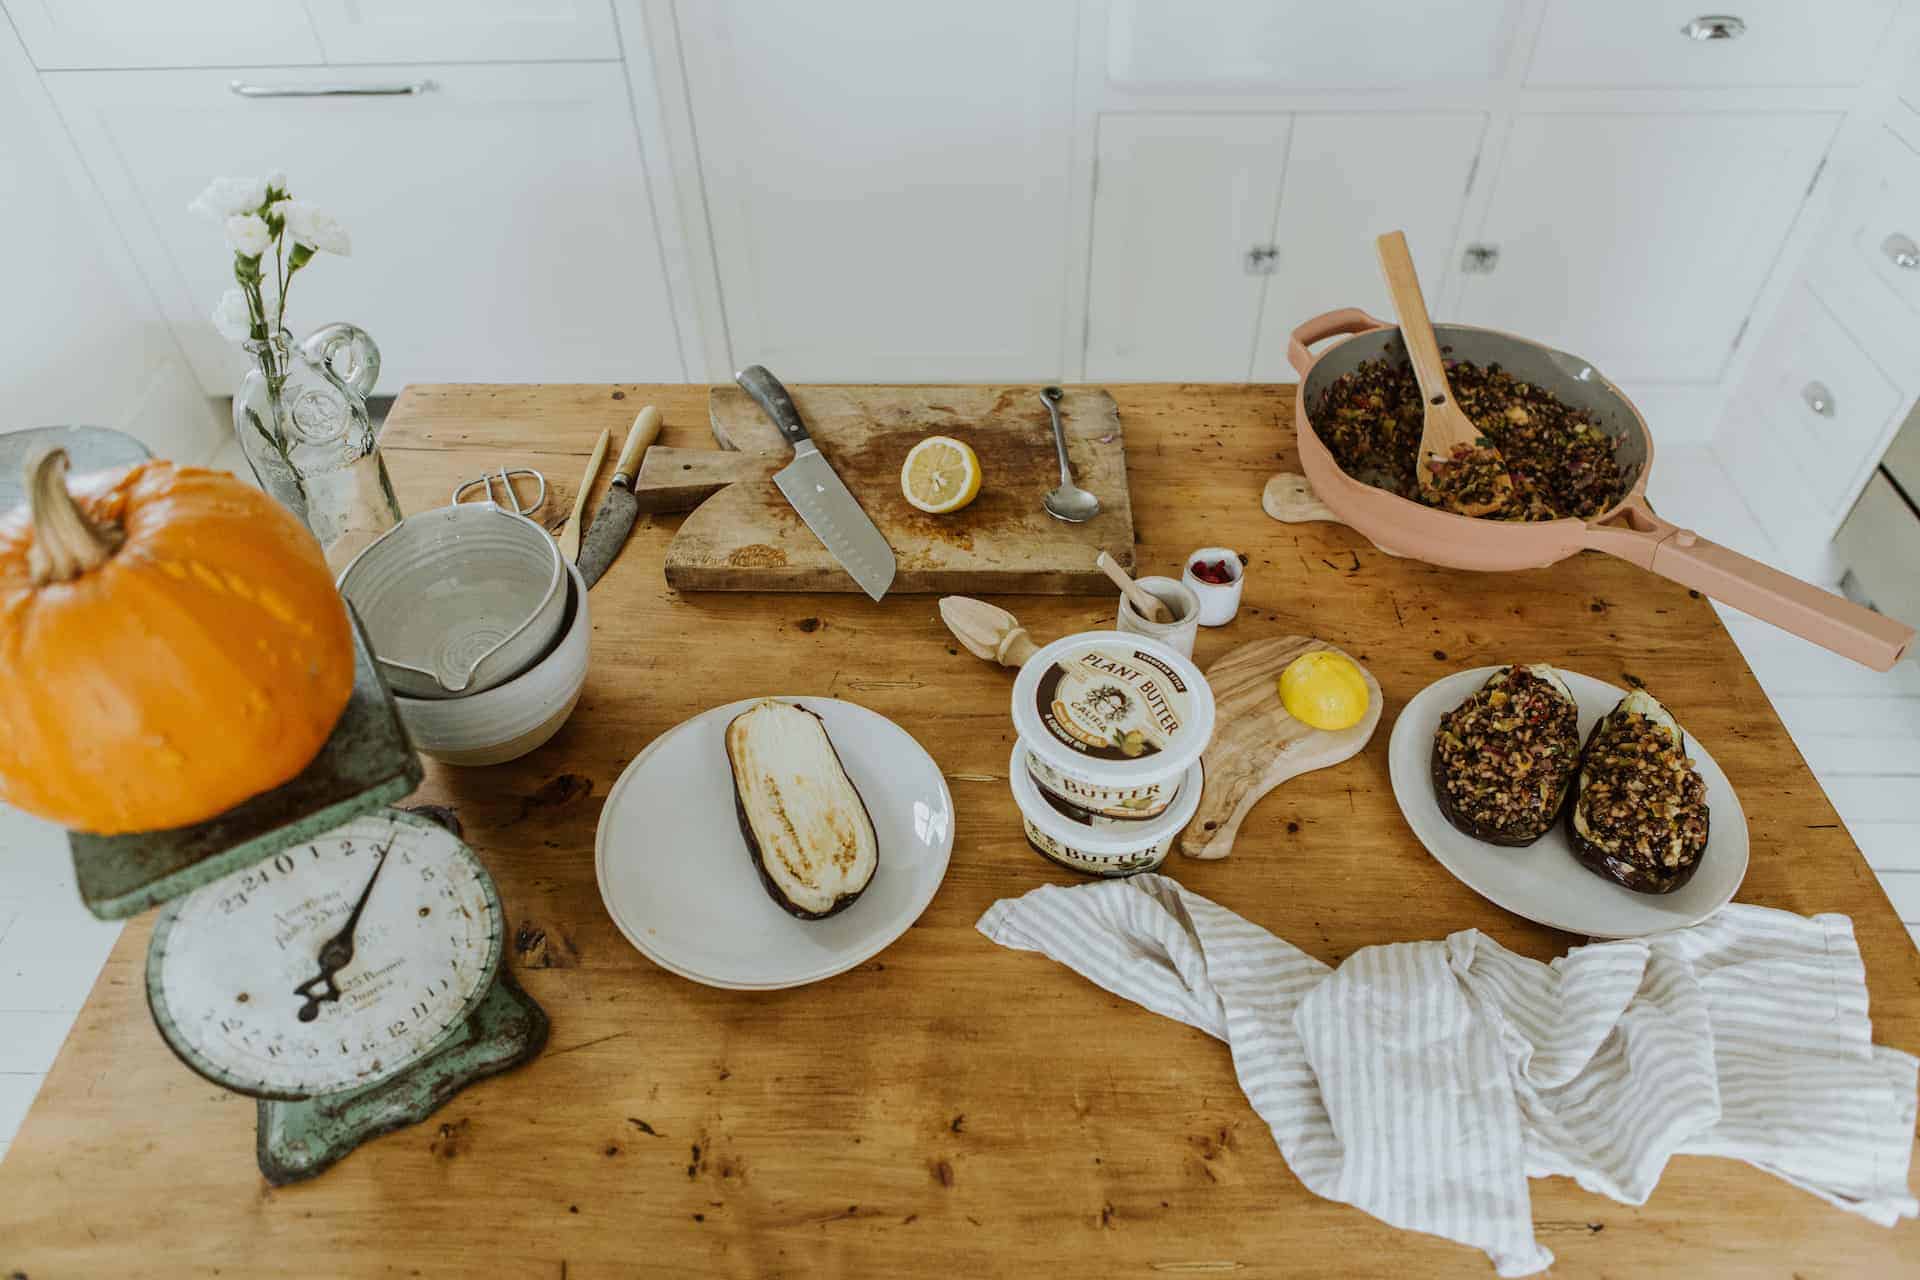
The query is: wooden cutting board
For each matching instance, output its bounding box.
[1180,636,1383,860]
[632,385,1135,593]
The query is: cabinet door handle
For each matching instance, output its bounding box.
[229,80,437,99]
[1681,15,1747,41]
[1802,381,1836,418]
[1883,233,1920,271]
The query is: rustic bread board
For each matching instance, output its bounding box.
[640,385,1134,594]
[1180,636,1383,860]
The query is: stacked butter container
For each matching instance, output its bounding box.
[1009,630,1216,877]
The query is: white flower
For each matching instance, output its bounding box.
[265,170,287,192]
[212,289,253,342]
[280,200,350,256]
[189,175,267,220]
[224,213,271,257]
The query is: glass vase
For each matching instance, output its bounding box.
[234,323,401,570]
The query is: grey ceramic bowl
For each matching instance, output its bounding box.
[393,558,591,766]
[338,503,565,699]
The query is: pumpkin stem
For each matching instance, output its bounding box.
[25,449,123,586]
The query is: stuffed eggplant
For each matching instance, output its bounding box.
[1430,665,1582,846]
[1567,690,1709,894]
[724,699,879,919]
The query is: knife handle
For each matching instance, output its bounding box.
[735,365,809,447]
[614,406,662,485]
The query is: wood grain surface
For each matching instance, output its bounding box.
[3,382,1916,1279]
[652,384,1137,594]
[1180,637,1383,860]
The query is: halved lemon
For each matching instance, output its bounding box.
[900,435,982,514]
[1279,650,1370,732]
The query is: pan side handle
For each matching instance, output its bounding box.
[1287,308,1389,379]
[1583,499,1913,670]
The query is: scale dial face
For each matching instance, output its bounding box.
[147,810,502,1100]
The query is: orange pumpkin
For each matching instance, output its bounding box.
[0,450,354,834]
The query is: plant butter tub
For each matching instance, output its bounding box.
[1011,744,1203,878]
[1011,630,1214,822]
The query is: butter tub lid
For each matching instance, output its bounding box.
[1010,742,1203,855]
[1011,630,1215,784]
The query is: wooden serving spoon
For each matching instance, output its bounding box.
[1375,230,1514,517]
[1095,550,1172,624]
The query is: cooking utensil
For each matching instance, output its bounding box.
[1389,665,1749,938]
[734,365,897,601]
[392,559,591,766]
[639,384,1134,594]
[338,503,567,699]
[1096,549,1172,622]
[595,697,954,989]
[1041,385,1102,523]
[451,466,547,517]
[556,427,611,562]
[1288,307,1915,669]
[1179,637,1383,860]
[1375,231,1513,516]
[939,596,1040,667]
[577,406,664,589]
[1114,575,1199,657]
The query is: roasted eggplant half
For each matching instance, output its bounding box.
[1431,665,1582,846]
[724,699,879,919]
[1567,690,1709,894]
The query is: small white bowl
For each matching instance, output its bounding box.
[1115,576,1200,657]
[1182,546,1244,627]
[339,503,565,699]
[393,559,590,766]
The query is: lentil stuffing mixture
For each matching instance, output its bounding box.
[1315,354,1629,519]
[1572,705,1710,876]
[1432,666,1581,842]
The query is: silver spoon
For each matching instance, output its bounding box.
[1040,386,1101,523]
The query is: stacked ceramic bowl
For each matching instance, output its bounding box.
[338,504,590,766]
[1008,630,1215,877]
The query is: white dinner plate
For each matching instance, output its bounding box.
[595,696,955,989]
[1388,666,1749,939]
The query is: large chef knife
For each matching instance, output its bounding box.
[577,406,663,589]
[735,365,896,600]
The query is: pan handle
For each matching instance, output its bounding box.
[1287,308,1389,379]
[1582,497,1913,670]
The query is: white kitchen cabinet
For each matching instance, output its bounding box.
[1085,115,1290,382]
[676,0,1078,381]
[2,0,322,69]
[1106,0,1520,90]
[1251,113,1487,379]
[303,0,618,64]
[1083,111,1483,383]
[1527,0,1897,89]
[1454,112,1837,389]
[45,63,685,394]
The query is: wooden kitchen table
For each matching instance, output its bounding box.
[4,385,1916,1278]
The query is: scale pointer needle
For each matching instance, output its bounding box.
[293,838,394,1023]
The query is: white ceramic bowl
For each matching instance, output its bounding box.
[1181,546,1244,627]
[338,503,565,699]
[1114,576,1200,657]
[1011,630,1215,821]
[1011,743,1201,877]
[393,559,590,766]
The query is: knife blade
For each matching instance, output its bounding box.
[736,365,896,601]
[577,406,662,589]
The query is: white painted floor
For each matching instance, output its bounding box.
[0,444,1914,1163]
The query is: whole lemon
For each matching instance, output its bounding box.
[1278,650,1370,731]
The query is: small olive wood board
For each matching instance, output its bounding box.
[633,385,1136,594]
[1180,636,1384,860]
[1261,471,1404,558]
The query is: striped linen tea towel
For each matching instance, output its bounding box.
[977,874,1918,1275]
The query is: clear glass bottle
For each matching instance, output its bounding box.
[233,323,400,571]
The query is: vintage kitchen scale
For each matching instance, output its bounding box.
[66,596,548,1185]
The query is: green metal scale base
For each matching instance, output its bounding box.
[256,972,548,1185]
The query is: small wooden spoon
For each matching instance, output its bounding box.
[1375,230,1513,517]
[1096,550,1172,623]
